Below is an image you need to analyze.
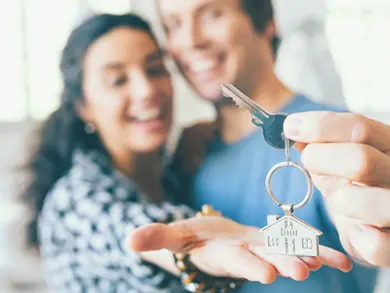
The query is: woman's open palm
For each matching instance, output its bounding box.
[127,216,352,284]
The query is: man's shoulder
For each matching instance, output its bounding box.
[170,120,217,176]
[180,121,218,139]
[291,94,349,113]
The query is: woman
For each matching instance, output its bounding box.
[23,13,351,293]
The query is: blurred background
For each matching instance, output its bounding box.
[0,0,389,292]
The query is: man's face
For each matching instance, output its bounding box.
[159,0,273,102]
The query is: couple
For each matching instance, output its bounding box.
[24,1,389,293]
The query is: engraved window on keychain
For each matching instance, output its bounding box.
[260,138,322,257]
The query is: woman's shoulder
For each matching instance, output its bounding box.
[42,149,137,214]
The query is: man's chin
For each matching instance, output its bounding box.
[194,86,236,108]
[193,84,224,102]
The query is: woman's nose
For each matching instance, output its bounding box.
[129,74,156,102]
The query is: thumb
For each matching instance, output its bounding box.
[126,222,204,253]
[348,224,390,267]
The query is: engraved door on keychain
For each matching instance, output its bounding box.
[261,139,322,257]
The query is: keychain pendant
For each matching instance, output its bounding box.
[262,156,323,257]
[261,213,322,257]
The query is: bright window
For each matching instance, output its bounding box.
[0,0,28,121]
[326,0,390,112]
[0,1,133,122]
[25,1,79,120]
[88,0,132,15]
[1,1,389,122]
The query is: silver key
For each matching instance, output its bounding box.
[221,84,295,149]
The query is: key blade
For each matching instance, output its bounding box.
[221,84,271,122]
[222,84,257,111]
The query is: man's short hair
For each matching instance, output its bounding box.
[241,0,273,32]
[241,0,280,55]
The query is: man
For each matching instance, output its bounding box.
[156,0,378,292]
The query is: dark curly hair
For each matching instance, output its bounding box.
[23,13,157,247]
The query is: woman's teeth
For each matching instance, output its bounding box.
[132,108,161,122]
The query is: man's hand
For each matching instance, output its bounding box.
[284,111,390,267]
[127,216,352,284]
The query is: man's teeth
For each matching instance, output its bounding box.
[133,109,161,121]
[189,60,218,72]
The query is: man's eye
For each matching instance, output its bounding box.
[164,19,181,34]
[148,66,168,77]
[202,9,222,22]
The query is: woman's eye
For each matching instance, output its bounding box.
[110,76,127,87]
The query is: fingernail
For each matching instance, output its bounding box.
[284,116,302,138]
[125,235,133,250]
[349,224,366,243]
[353,224,366,233]
[348,225,374,267]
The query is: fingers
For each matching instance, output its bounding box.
[225,242,277,284]
[325,183,390,227]
[299,256,322,271]
[310,174,349,196]
[127,216,242,253]
[318,245,353,272]
[347,224,390,267]
[284,112,390,152]
[245,230,320,279]
[192,240,278,284]
[127,223,169,252]
[127,223,203,253]
[301,143,390,187]
[249,245,311,281]
[325,217,390,268]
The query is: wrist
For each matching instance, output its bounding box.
[173,205,247,292]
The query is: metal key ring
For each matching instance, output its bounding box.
[265,161,313,211]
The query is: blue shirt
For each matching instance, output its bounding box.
[185,95,378,293]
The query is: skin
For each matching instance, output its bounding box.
[158,0,390,269]
[129,216,353,282]
[160,0,267,101]
[158,0,293,144]
[76,26,352,282]
[79,27,173,200]
[111,0,355,280]
[81,28,173,154]
[284,112,390,267]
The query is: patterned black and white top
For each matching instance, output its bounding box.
[38,149,195,293]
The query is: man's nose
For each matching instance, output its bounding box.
[178,20,207,50]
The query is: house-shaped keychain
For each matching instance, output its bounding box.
[261,214,322,256]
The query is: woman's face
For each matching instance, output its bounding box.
[80,27,173,155]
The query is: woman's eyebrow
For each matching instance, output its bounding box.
[145,49,166,63]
